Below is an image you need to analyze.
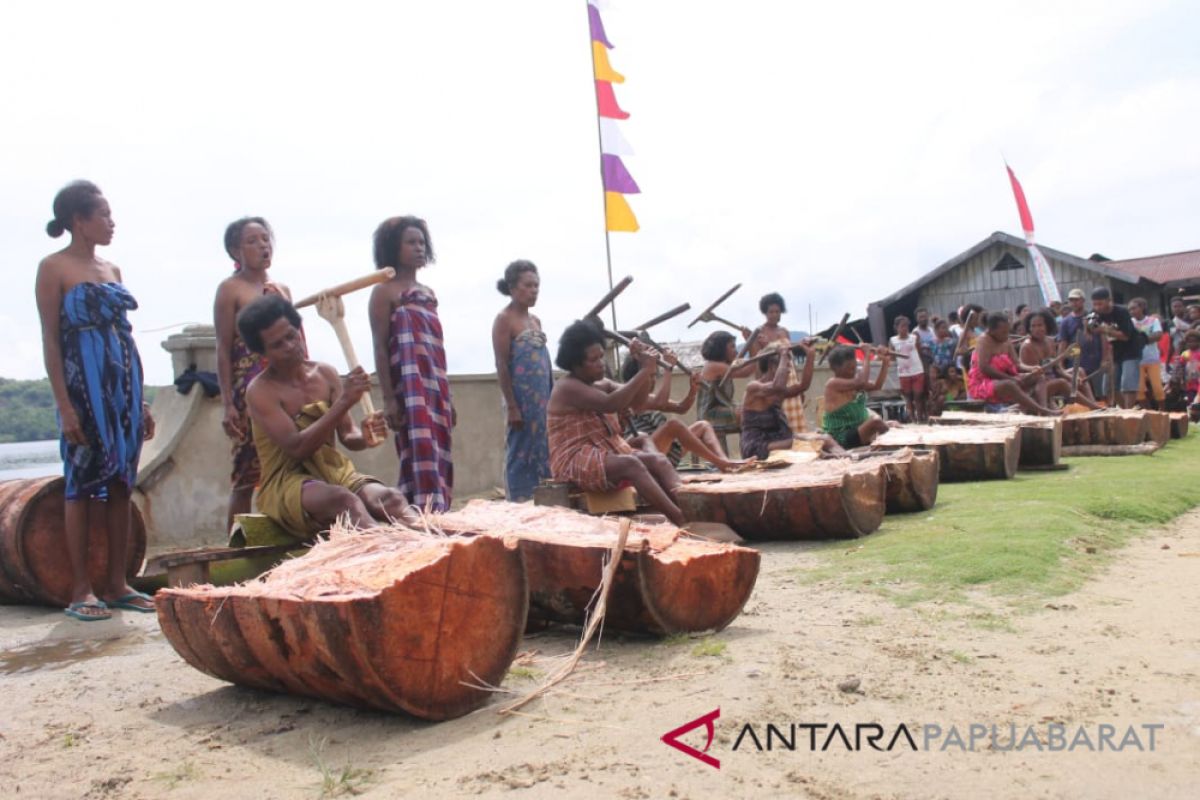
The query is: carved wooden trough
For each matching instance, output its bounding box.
[156,528,527,720]
[872,425,1022,482]
[438,501,760,636]
[932,410,1062,469]
[674,459,888,540]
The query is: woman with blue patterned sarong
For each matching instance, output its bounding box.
[35,181,155,621]
[492,261,552,501]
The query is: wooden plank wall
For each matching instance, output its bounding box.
[915,242,1133,316]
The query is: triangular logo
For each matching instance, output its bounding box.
[661,708,721,769]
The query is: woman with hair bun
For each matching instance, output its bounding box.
[368,215,454,512]
[491,260,551,501]
[35,180,155,621]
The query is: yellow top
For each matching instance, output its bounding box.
[252,400,377,539]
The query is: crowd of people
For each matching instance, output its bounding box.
[33,179,1200,621]
[898,289,1200,421]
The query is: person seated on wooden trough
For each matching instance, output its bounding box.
[1019,308,1101,410]
[741,341,844,458]
[547,320,687,526]
[928,363,966,417]
[238,295,420,539]
[618,347,752,472]
[697,330,758,451]
[822,345,896,448]
[967,311,1061,416]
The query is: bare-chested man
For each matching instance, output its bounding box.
[238,294,419,538]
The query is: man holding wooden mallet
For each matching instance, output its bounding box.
[238,294,420,539]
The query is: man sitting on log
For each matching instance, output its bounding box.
[967,311,1060,416]
[822,345,895,448]
[238,295,420,539]
[741,341,843,458]
[547,320,687,526]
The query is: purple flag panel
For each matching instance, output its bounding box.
[589,4,613,48]
[601,154,640,194]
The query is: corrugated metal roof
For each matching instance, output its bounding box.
[869,231,1138,308]
[1101,250,1200,286]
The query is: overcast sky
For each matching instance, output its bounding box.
[3,0,1198,386]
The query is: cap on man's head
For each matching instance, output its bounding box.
[1067,288,1085,300]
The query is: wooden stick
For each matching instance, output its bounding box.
[294,268,395,309]
[688,284,742,328]
[600,329,691,375]
[817,313,851,365]
[586,275,633,320]
[633,303,691,332]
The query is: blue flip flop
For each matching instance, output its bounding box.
[64,600,112,621]
[107,591,156,613]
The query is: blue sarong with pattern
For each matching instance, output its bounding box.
[504,329,552,501]
[58,282,144,500]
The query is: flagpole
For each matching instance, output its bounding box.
[587,2,618,335]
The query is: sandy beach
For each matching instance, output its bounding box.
[1,507,1198,800]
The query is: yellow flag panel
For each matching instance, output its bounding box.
[605,192,639,232]
[592,41,625,84]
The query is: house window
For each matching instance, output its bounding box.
[992,253,1023,272]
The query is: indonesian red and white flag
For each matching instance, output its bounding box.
[1006,164,1061,305]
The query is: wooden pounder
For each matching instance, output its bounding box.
[816,313,851,365]
[295,268,394,445]
[688,284,745,332]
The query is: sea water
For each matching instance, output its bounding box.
[0,440,62,481]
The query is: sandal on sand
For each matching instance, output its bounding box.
[64,600,112,622]
[107,591,156,613]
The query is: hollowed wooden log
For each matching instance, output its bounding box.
[438,501,760,636]
[872,425,1021,482]
[933,411,1061,468]
[1142,411,1170,445]
[156,531,527,720]
[1169,412,1189,439]
[854,448,940,513]
[671,460,887,540]
[0,476,146,606]
[1061,410,1149,447]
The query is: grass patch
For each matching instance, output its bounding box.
[151,761,200,790]
[803,433,1200,607]
[506,666,541,681]
[691,638,728,658]
[310,736,374,798]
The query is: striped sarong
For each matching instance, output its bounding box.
[388,288,453,512]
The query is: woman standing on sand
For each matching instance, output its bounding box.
[491,260,552,502]
[35,180,155,621]
[368,216,454,512]
[212,216,292,533]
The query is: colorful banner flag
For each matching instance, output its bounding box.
[599,118,633,156]
[589,2,638,233]
[605,192,639,232]
[1005,164,1061,305]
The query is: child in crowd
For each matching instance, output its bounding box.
[890,315,927,422]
